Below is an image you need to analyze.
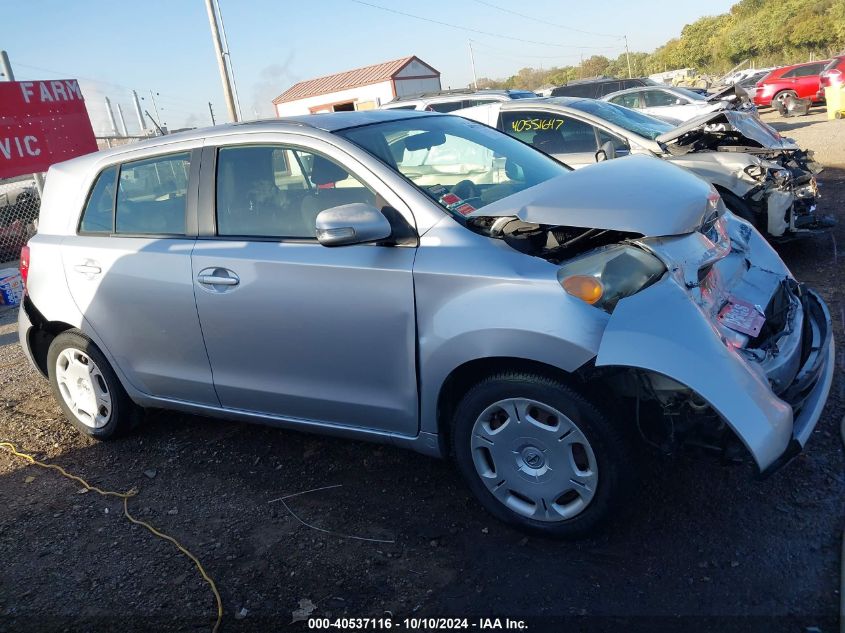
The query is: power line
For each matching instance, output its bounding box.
[470,0,622,39]
[349,0,615,49]
[11,62,206,110]
[470,41,621,60]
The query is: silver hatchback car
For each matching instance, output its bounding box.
[19,111,834,538]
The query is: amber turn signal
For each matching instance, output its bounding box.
[561,275,604,304]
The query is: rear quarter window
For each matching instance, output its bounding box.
[79,166,117,233]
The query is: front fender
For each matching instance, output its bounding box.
[595,277,793,470]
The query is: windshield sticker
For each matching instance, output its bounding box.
[455,202,476,216]
[439,193,461,207]
[509,118,564,133]
[427,184,449,198]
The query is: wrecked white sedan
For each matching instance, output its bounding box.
[456,98,832,241]
[20,111,834,538]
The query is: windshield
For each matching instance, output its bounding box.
[671,87,706,101]
[336,115,568,215]
[565,99,674,140]
[509,91,538,99]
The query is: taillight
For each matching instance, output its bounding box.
[19,245,29,292]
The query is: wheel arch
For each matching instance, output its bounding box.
[435,356,582,458]
[22,297,76,377]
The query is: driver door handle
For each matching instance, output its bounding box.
[197,274,239,286]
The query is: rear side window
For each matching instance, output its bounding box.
[115,152,190,235]
[609,93,643,109]
[551,84,598,98]
[595,81,622,96]
[500,111,598,154]
[427,100,466,113]
[79,167,117,233]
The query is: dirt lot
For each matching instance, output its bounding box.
[0,110,843,633]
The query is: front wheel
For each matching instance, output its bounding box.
[452,373,635,538]
[47,330,141,440]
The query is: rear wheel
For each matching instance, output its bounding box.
[452,372,635,538]
[773,89,797,106]
[47,331,141,440]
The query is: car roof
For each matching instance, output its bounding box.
[600,85,666,99]
[496,96,586,110]
[774,59,831,72]
[387,88,534,104]
[50,110,438,171]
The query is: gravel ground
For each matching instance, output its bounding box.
[0,112,843,633]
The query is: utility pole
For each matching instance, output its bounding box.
[104,97,118,135]
[116,104,128,136]
[624,35,633,79]
[132,90,147,134]
[1,50,44,195]
[204,0,239,122]
[468,40,478,90]
[213,0,243,120]
[208,102,216,126]
[148,90,163,126]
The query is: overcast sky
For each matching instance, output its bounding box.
[2,0,737,134]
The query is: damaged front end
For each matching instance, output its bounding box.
[464,158,833,474]
[659,110,834,238]
[737,154,833,239]
[594,212,834,474]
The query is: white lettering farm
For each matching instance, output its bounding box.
[19,80,84,104]
[0,136,41,160]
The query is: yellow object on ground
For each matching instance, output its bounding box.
[824,85,845,120]
[0,442,223,633]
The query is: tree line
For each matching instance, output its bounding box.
[476,0,845,90]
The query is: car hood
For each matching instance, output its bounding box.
[467,154,713,237]
[656,110,796,150]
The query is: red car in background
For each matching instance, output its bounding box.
[817,55,845,100]
[754,59,829,107]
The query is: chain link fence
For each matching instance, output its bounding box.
[0,177,40,264]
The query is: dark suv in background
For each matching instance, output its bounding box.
[550,77,657,99]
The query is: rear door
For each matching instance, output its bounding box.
[62,147,218,404]
[499,108,599,167]
[190,134,418,435]
[791,62,826,99]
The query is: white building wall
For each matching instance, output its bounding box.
[395,59,438,78]
[394,77,441,97]
[274,81,395,117]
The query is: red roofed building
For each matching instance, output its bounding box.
[272,56,440,116]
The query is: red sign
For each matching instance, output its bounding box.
[0,79,98,179]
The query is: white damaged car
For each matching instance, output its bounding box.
[456,98,832,241]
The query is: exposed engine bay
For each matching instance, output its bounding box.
[468,215,639,263]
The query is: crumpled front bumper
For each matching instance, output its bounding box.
[594,217,835,473]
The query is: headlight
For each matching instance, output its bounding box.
[557,245,666,312]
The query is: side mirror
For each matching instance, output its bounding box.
[595,141,616,163]
[315,203,392,247]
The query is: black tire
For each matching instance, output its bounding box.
[717,187,760,229]
[451,372,635,539]
[47,330,141,440]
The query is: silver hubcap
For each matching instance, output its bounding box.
[55,349,112,428]
[470,398,598,522]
